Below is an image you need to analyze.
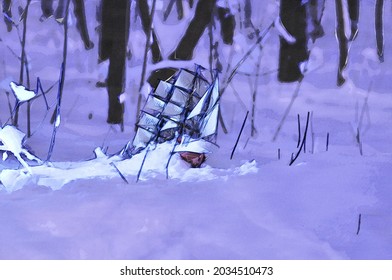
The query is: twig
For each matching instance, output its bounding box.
[310,111,315,154]
[5,91,14,123]
[355,82,372,156]
[297,114,301,148]
[219,22,273,134]
[272,1,326,141]
[326,132,330,151]
[356,127,363,156]
[236,69,278,78]
[230,111,249,160]
[251,47,263,137]
[272,76,303,142]
[47,63,65,161]
[289,111,310,166]
[136,147,150,183]
[47,0,71,161]
[13,0,32,127]
[221,22,274,98]
[228,83,248,112]
[356,213,362,235]
[111,162,129,184]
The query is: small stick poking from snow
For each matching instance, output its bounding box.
[297,114,301,148]
[230,111,249,160]
[137,148,150,183]
[289,112,310,166]
[356,213,362,235]
[326,132,330,151]
[110,162,129,184]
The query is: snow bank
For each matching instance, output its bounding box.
[0,141,258,193]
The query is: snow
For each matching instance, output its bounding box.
[10,82,37,102]
[1,0,392,260]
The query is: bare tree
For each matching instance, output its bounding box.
[98,0,130,125]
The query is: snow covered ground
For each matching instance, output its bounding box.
[1,0,392,259]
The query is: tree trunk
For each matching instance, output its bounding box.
[72,0,94,50]
[99,0,130,124]
[335,0,349,86]
[137,0,162,63]
[41,0,54,18]
[2,0,12,32]
[375,0,384,62]
[348,0,359,40]
[244,0,252,28]
[169,0,217,60]
[308,0,325,42]
[278,0,308,83]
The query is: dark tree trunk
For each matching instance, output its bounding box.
[2,0,12,32]
[169,0,217,60]
[99,0,130,124]
[375,0,384,62]
[50,0,93,49]
[335,0,349,86]
[244,0,252,28]
[308,0,325,42]
[348,0,359,40]
[72,0,94,50]
[137,0,162,63]
[55,0,66,20]
[278,0,308,83]
[41,0,54,18]
[150,0,234,86]
[217,6,235,45]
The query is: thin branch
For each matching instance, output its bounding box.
[111,162,129,184]
[221,22,274,97]
[231,111,249,160]
[356,213,362,235]
[326,132,330,152]
[272,76,303,142]
[136,147,150,182]
[289,111,310,166]
[272,1,326,141]
[297,114,301,148]
[47,0,71,161]
[251,48,263,137]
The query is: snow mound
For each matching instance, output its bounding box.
[0,141,258,193]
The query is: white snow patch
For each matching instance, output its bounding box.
[234,160,258,176]
[9,82,36,102]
